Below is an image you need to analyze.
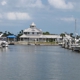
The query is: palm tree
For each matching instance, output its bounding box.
[17,30,23,41]
[2,31,14,37]
[60,33,65,39]
[70,33,73,37]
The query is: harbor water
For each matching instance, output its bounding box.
[0,45,80,80]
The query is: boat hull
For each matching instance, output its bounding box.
[72,46,80,51]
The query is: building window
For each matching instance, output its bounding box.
[37,32,41,34]
[32,32,34,34]
[24,32,27,35]
[28,32,30,34]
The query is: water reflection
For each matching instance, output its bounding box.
[0,47,9,53]
[0,45,80,80]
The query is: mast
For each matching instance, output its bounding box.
[75,19,76,44]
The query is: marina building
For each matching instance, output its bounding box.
[20,22,62,43]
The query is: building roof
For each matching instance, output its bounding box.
[24,28,42,33]
[20,34,40,38]
[30,22,36,27]
[20,34,61,39]
[43,35,61,38]
[24,22,42,33]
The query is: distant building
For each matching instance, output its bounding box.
[20,22,62,42]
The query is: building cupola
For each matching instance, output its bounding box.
[30,22,36,28]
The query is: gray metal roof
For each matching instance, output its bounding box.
[20,34,61,39]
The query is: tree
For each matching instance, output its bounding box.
[43,31,50,35]
[16,30,23,41]
[8,32,13,35]
[0,31,2,34]
[60,33,65,39]
[2,31,14,37]
[70,33,73,37]
[76,35,80,39]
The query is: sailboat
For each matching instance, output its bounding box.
[71,19,80,51]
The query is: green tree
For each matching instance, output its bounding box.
[43,31,50,35]
[17,30,23,41]
[70,33,73,37]
[60,33,65,39]
[2,31,14,37]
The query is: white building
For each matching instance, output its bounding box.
[20,22,62,42]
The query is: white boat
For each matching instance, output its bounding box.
[0,33,8,47]
[71,39,80,51]
[72,45,80,51]
[0,40,8,47]
[58,42,64,46]
[71,19,80,51]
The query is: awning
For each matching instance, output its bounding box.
[7,35,16,38]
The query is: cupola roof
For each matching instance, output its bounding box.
[30,22,36,28]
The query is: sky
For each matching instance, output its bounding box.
[0,0,80,35]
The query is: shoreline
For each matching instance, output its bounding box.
[13,41,59,46]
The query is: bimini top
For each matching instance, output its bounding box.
[7,35,16,38]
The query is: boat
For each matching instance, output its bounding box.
[72,44,80,51]
[58,42,63,46]
[59,33,72,49]
[71,19,80,51]
[0,33,8,47]
[8,41,15,45]
[0,40,8,47]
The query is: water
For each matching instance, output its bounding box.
[0,45,80,80]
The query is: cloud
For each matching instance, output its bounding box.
[6,12,16,20]
[1,1,7,6]
[60,17,75,22]
[5,12,32,20]
[17,0,44,8]
[48,0,74,9]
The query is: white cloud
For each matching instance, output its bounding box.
[16,12,31,20]
[48,0,74,9]
[5,12,32,20]
[17,0,44,8]
[1,1,7,6]
[6,12,16,20]
[60,17,75,22]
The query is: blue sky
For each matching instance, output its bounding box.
[0,0,80,35]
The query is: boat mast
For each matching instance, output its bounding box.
[75,19,76,44]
